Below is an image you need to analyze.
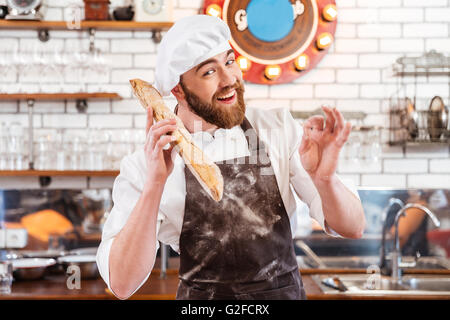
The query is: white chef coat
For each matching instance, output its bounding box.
[96,106,360,296]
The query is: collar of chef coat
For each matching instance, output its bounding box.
[189,124,251,163]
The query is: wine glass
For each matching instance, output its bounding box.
[362,129,382,164]
[55,129,67,171]
[32,46,49,93]
[77,50,89,92]
[94,50,109,92]
[53,49,70,92]
[346,130,361,165]
[36,132,55,170]
[7,122,25,170]
[13,50,32,92]
[0,122,8,170]
[0,51,13,93]
[74,134,86,170]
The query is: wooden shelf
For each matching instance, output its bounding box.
[394,71,450,77]
[0,92,122,101]
[0,170,119,177]
[0,20,173,31]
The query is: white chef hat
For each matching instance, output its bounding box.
[154,15,232,96]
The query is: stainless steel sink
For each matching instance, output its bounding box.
[298,255,450,270]
[403,277,450,292]
[313,274,450,296]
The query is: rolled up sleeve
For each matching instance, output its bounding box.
[96,153,164,298]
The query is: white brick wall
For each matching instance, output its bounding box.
[361,174,407,188]
[0,0,449,190]
[384,159,428,173]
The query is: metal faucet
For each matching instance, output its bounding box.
[379,198,405,272]
[391,203,440,282]
[159,242,168,279]
[296,240,327,269]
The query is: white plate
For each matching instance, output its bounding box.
[58,255,97,264]
[12,258,56,269]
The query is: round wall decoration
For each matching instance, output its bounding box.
[203,0,337,85]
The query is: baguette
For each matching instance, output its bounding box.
[129,79,224,202]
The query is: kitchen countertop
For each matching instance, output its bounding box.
[1,268,449,300]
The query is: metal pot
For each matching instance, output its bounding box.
[427,96,447,141]
[405,98,419,140]
[445,105,450,138]
[57,255,99,279]
[427,111,446,141]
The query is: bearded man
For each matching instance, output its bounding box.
[96,15,365,300]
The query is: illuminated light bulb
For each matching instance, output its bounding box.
[294,54,309,71]
[316,32,333,50]
[264,65,282,80]
[206,4,222,18]
[236,56,251,72]
[322,4,337,22]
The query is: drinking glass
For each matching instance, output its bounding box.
[74,50,89,92]
[102,130,114,170]
[85,128,106,171]
[68,134,84,170]
[13,51,31,92]
[123,130,135,158]
[0,122,8,170]
[133,130,146,153]
[363,129,381,164]
[54,49,69,92]
[31,47,49,93]
[36,133,54,170]
[0,51,15,93]
[0,261,13,295]
[8,122,26,170]
[94,129,110,170]
[55,129,67,171]
[346,131,361,164]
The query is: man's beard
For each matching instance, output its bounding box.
[180,80,246,129]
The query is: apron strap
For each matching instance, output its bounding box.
[239,117,266,154]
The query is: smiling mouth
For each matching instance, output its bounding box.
[216,90,236,103]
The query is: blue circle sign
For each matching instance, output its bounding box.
[246,0,294,42]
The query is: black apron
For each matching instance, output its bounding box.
[176,118,306,300]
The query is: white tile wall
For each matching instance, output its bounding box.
[0,0,449,190]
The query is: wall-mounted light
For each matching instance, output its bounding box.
[322,4,337,22]
[294,54,309,71]
[206,4,222,18]
[236,56,251,72]
[264,65,282,80]
[316,32,333,50]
